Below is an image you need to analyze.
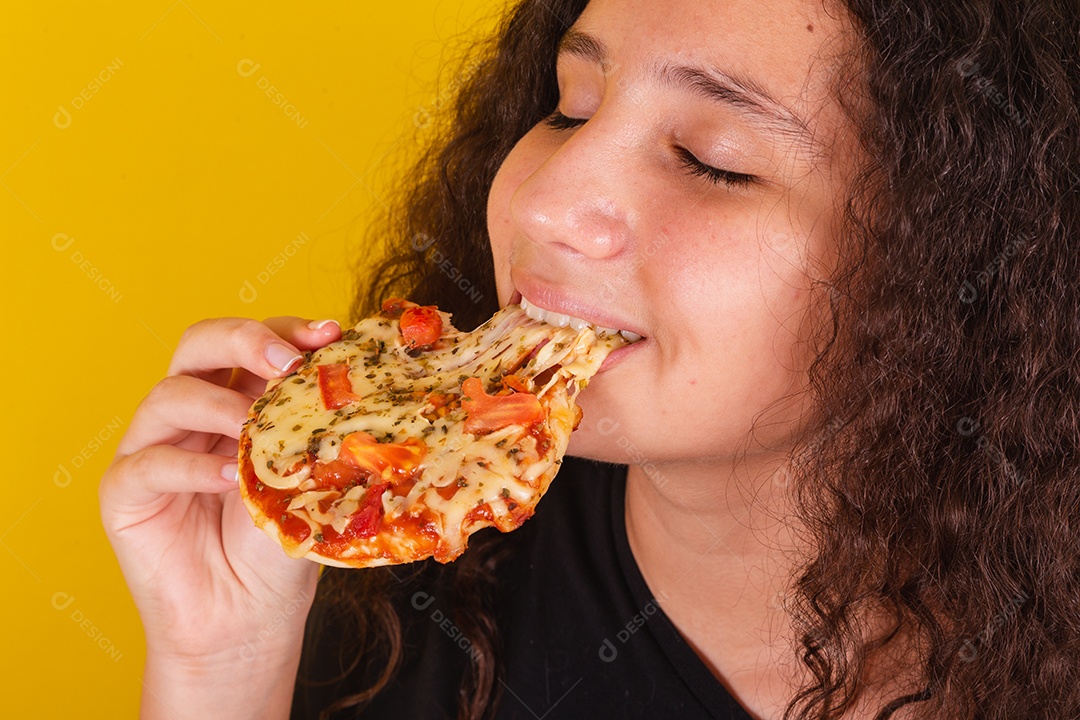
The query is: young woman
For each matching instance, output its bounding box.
[99,0,1080,718]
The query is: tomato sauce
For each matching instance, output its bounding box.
[241,436,440,562]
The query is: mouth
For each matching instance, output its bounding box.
[511,290,645,344]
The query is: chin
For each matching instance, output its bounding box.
[565,426,627,465]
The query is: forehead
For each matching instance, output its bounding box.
[571,0,857,134]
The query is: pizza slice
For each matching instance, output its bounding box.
[238,298,633,568]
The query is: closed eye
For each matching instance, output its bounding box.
[541,110,758,190]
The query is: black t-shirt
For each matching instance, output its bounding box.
[290,457,755,719]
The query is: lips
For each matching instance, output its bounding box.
[509,272,647,346]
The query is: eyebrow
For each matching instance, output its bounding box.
[556,28,814,147]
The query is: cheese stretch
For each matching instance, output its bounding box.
[241,303,627,566]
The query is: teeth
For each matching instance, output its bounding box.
[519,296,643,342]
[520,296,572,327]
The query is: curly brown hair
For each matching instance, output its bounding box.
[302,0,1080,718]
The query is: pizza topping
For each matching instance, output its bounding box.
[241,301,635,567]
[345,482,391,539]
[311,458,367,489]
[400,306,443,349]
[380,296,414,318]
[461,377,544,435]
[338,431,427,484]
[317,363,361,410]
[421,392,460,422]
[501,374,531,393]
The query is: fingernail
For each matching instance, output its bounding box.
[221,462,239,484]
[266,343,303,373]
[307,319,340,332]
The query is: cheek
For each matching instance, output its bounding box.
[487,132,547,307]
[566,230,821,464]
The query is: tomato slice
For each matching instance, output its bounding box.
[311,459,368,489]
[427,392,454,409]
[400,306,443,349]
[317,363,362,410]
[339,431,427,484]
[461,377,544,435]
[345,482,390,539]
[381,297,416,318]
[501,374,531,393]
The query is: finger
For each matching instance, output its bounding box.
[227,317,342,398]
[168,317,307,380]
[102,445,239,513]
[117,376,252,456]
[263,316,342,350]
[205,434,239,458]
[174,429,239,456]
[229,370,277,400]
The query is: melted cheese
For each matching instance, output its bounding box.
[242,304,626,565]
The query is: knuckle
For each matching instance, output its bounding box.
[261,315,306,338]
[98,458,124,499]
[178,317,220,346]
[125,445,165,481]
[227,318,276,353]
[211,387,248,425]
[143,374,189,408]
[180,317,262,349]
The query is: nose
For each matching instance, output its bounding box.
[509,117,635,260]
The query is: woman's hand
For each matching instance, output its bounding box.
[100,316,341,719]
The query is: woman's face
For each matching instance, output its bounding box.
[487,0,862,469]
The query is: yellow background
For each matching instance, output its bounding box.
[1,2,500,715]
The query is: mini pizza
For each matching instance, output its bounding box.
[238,298,632,568]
